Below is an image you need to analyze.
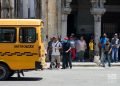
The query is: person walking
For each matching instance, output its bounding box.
[70,36,76,61]
[89,39,94,62]
[100,33,108,64]
[101,39,111,67]
[76,36,87,62]
[50,37,62,69]
[47,37,53,62]
[62,37,72,69]
[111,33,120,62]
[119,33,120,61]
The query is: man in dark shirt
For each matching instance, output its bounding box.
[47,37,54,69]
[62,37,72,69]
[102,40,111,67]
[47,37,53,62]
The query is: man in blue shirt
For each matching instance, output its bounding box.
[100,33,108,66]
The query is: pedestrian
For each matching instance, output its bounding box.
[70,36,76,61]
[75,38,80,61]
[101,39,111,67]
[89,39,94,62]
[119,33,120,61]
[111,33,120,62]
[76,36,87,62]
[62,37,72,69]
[47,37,53,62]
[50,37,62,69]
[100,33,108,64]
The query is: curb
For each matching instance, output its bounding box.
[46,62,120,67]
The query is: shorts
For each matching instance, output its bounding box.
[51,55,61,64]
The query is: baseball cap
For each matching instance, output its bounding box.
[64,37,69,40]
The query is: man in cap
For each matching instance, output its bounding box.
[111,33,120,62]
[51,36,62,69]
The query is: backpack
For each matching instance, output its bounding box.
[55,42,62,53]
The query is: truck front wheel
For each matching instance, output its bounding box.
[0,64,10,80]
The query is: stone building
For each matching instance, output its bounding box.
[0,0,120,53]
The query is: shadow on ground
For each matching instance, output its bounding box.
[3,77,43,81]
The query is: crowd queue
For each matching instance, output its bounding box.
[47,33,120,69]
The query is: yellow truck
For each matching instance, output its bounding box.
[0,19,44,80]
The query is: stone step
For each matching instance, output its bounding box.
[46,62,120,68]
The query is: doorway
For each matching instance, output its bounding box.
[102,12,120,38]
[102,0,120,38]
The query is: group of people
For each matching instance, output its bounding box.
[47,36,72,69]
[47,33,93,69]
[100,33,120,67]
[47,33,120,69]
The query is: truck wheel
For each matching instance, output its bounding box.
[9,71,15,77]
[0,64,10,80]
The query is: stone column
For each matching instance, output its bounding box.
[10,0,14,18]
[48,0,57,38]
[90,0,106,55]
[29,0,35,18]
[94,14,102,55]
[61,14,68,39]
[22,0,28,18]
[41,0,48,48]
[57,0,62,38]
[1,0,13,18]
[41,0,48,37]
[61,0,72,39]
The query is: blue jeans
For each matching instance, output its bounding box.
[112,48,119,62]
[101,52,111,67]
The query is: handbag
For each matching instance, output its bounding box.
[94,55,101,66]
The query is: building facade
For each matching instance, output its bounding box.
[0,0,120,53]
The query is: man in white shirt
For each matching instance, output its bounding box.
[51,37,62,69]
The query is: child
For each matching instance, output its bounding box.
[89,39,94,62]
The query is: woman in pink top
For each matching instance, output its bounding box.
[76,36,87,62]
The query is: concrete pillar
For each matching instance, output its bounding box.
[48,0,57,38]
[11,0,14,18]
[29,0,35,18]
[1,0,13,18]
[41,0,48,48]
[61,14,68,39]
[23,0,28,18]
[57,0,62,38]
[41,0,48,36]
[61,0,72,39]
[90,0,106,55]
[94,15,102,54]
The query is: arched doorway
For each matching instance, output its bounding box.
[67,0,78,37]
[67,0,94,61]
[67,0,94,38]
